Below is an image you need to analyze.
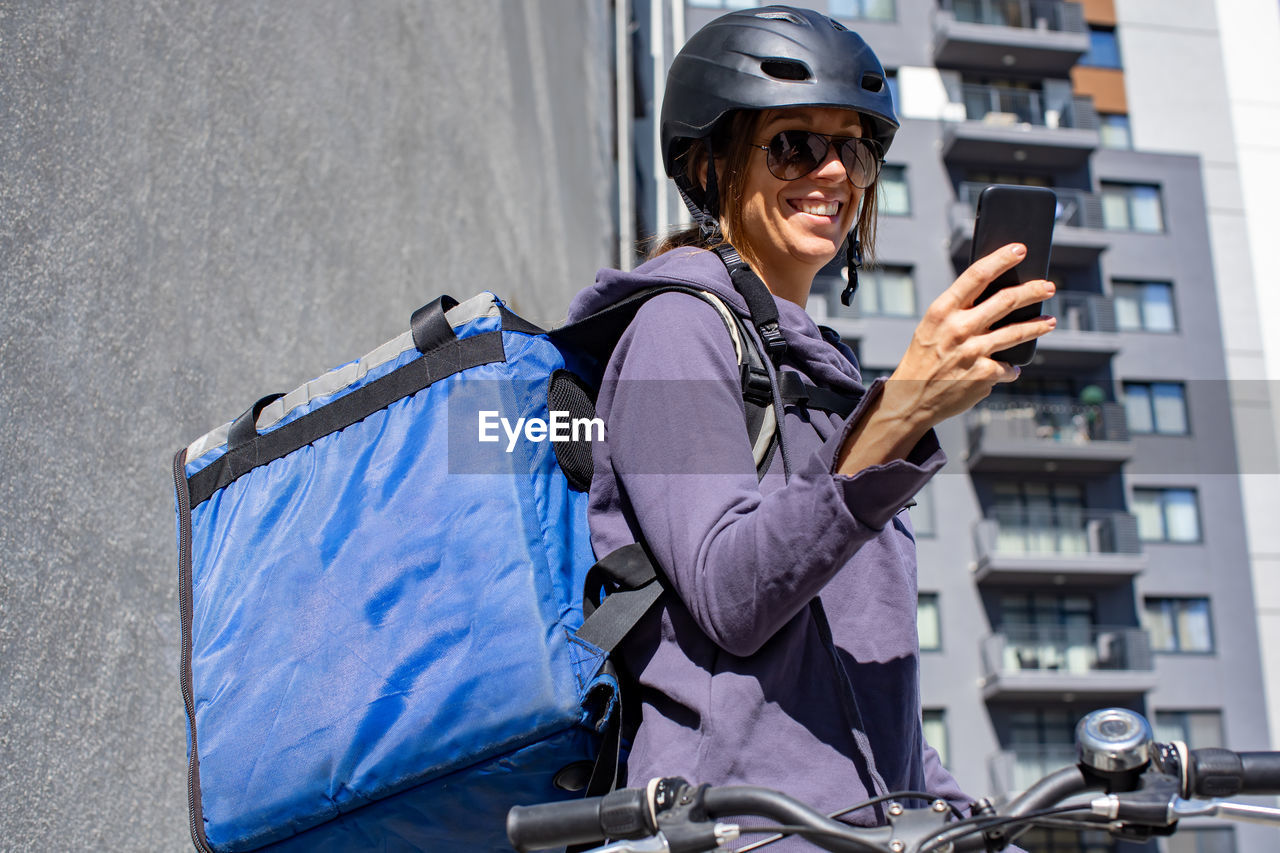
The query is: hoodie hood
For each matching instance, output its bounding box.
[568,248,864,394]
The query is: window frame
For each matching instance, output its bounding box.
[1123,380,1190,436]
[827,0,896,23]
[1154,709,1225,750]
[1113,279,1178,333]
[922,707,949,768]
[1081,25,1122,69]
[877,164,911,217]
[918,591,942,652]
[1101,181,1165,233]
[1143,596,1216,655]
[1132,486,1202,544]
[829,264,917,319]
[1098,113,1132,149]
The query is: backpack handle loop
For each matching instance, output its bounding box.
[411,294,460,354]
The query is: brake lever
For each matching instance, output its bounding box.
[1169,798,1280,827]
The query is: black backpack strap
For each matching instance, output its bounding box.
[711,244,787,365]
[576,544,665,654]
[776,372,864,418]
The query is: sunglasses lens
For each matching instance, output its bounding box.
[839,138,881,188]
[767,130,824,180]
[766,131,881,187]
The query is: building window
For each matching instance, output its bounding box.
[830,265,916,318]
[878,165,910,216]
[922,709,949,768]
[1124,381,1189,435]
[1144,597,1214,653]
[1099,113,1131,149]
[827,0,895,22]
[1008,708,1079,792]
[688,0,761,8]
[1081,26,1122,68]
[1113,280,1177,332]
[991,481,1087,555]
[1101,182,1164,232]
[1133,487,1200,543]
[918,592,941,651]
[1018,827,1117,853]
[1154,710,1224,749]
[1166,827,1237,853]
[910,480,936,537]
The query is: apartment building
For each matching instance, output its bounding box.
[624,1,1275,850]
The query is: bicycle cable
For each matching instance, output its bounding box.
[736,791,965,852]
[919,804,1095,852]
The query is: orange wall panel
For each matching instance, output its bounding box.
[1071,66,1127,114]
[1078,0,1117,26]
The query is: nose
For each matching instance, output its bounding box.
[811,141,848,182]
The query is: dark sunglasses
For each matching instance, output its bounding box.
[753,130,884,188]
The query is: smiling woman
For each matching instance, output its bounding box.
[563,5,1053,847]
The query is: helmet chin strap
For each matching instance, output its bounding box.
[674,140,723,240]
[840,233,863,307]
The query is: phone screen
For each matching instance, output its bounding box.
[969,185,1057,366]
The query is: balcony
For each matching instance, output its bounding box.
[1038,291,1120,368]
[950,183,1108,267]
[966,397,1134,474]
[942,85,1099,169]
[973,508,1146,585]
[980,625,1157,701]
[988,745,1079,798]
[934,1,1089,76]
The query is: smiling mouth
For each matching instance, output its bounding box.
[790,199,841,216]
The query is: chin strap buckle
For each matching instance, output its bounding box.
[840,238,863,307]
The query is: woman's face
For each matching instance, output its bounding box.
[734,107,865,289]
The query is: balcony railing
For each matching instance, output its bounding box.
[1044,291,1116,333]
[969,397,1129,444]
[957,182,1104,230]
[989,745,1079,797]
[975,507,1142,559]
[955,85,1098,130]
[982,625,1154,678]
[940,0,1085,32]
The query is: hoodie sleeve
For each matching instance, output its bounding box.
[597,292,944,657]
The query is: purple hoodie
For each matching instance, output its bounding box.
[566,247,969,837]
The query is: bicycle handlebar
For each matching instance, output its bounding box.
[508,709,1280,853]
[508,787,652,852]
[1183,748,1280,797]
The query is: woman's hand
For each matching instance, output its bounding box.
[835,243,1056,475]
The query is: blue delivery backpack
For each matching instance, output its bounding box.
[171,281,804,852]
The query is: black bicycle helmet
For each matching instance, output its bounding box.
[661,4,899,186]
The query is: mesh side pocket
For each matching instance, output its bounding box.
[547,369,598,492]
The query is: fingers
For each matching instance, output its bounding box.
[970,277,1056,332]
[979,312,1057,359]
[938,243,1027,311]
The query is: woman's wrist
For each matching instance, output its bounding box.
[834,382,934,476]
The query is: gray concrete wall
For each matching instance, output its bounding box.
[0,1,616,849]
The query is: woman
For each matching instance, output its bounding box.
[565,4,1055,833]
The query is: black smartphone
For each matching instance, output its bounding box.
[969,184,1057,366]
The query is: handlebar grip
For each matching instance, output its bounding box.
[1187,749,1280,797]
[507,798,606,852]
[1240,752,1280,794]
[507,788,651,852]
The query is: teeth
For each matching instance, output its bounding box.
[799,200,839,216]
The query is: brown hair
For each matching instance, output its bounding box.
[647,110,880,271]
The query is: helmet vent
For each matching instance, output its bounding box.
[861,72,885,92]
[760,59,812,82]
[754,10,805,25]
[829,18,848,31]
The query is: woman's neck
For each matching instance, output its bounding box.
[753,258,819,310]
